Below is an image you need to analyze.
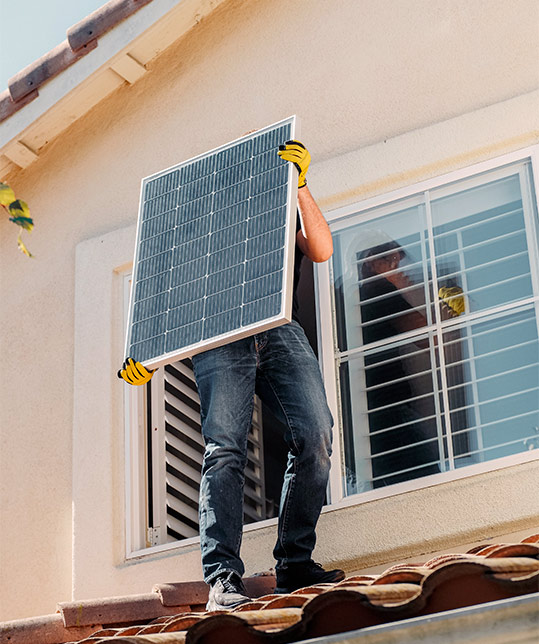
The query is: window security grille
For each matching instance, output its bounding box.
[332,160,539,496]
[146,359,268,545]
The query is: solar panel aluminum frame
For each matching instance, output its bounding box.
[124,115,299,370]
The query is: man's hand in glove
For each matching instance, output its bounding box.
[278,140,311,188]
[118,358,155,386]
[438,286,465,317]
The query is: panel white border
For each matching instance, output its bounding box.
[124,115,299,369]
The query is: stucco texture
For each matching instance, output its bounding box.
[1,0,539,620]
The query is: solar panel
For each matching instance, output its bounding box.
[124,116,298,369]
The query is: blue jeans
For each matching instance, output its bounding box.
[192,320,333,583]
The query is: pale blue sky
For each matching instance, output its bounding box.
[0,0,108,90]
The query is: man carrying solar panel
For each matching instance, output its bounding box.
[119,140,344,610]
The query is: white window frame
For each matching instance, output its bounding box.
[316,145,539,507]
[125,145,539,559]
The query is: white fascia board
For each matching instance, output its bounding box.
[0,0,227,158]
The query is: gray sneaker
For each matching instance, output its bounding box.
[206,572,250,611]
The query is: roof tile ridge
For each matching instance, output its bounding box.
[57,591,188,628]
[7,40,97,104]
[67,0,154,52]
[0,612,99,644]
[1,0,155,122]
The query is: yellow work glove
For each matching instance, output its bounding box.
[278,140,311,188]
[438,286,465,317]
[118,357,155,386]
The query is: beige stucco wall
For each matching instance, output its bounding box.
[1,0,539,620]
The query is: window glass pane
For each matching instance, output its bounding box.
[341,334,444,494]
[431,173,533,317]
[333,202,430,352]
[443,307,539,467]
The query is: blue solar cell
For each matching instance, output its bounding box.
[173,236,210,264]
[168,299,204,329]
[209,241,246,273]
[244,270,283,304]
[139,231,174,260]
[171,256,208,287]
[131,335,164,363]
[133,291,170,322]
[127,117,296,366]
[209,221,248,253]
[132,313,167,344]
[213,180,250,211]
[145,170,179,200]
[211,201,249,232]
[205,285,243,318]
[252,149,282,175]
[169,276,206,308]
[242,293,281,326]
[177,174,214,205]
[135,271,171,301]
[216,139,252,170]
[249,184,288,216]
[174,215,211,245]
[180,155,215,184]
[250,165,288,195]
[143,191,178,221]
[246,228,286,259]
[214,161,251,191]
[165,321,203,353]
[177,194,213,223]
[140,209,176,241]
[206,264,245,296]
[248,206,287,238]
[203,308,243,340]
[244,250,283,281]
[138,251,172,280]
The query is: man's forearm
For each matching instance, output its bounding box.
[296,186,333,263]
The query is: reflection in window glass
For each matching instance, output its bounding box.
[446,307,539,466]
[332,161,539,495]
[431,174,533,315]
[333,203,430,354]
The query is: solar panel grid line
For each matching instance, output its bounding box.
[125,116,298,368]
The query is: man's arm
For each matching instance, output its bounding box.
[296,185,333,263]
[278,140,333,263]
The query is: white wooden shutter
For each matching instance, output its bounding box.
[147,359,268,545]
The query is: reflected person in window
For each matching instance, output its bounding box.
[359,240,442,487]
[119,140,344,610]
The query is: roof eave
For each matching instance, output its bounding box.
[0,0,227,176]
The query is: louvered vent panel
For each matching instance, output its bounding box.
[162,360,267,542]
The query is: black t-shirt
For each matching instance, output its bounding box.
[359,276,413,400]
[292,214,304,321]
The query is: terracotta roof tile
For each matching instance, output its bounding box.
[58,593,187,628]
[485,543,539,558]
[153,573,275,608]
[521,533,539,543]
[0,614,97,644]
[8,40,98,103]
[0,0,154,123]
[2,536,538,644]
[66,0,153,53]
